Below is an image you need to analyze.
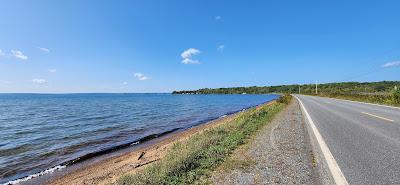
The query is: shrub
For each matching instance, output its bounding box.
[276,94,292,104]
[390,87,400,105]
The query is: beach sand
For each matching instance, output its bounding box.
[45,101,275,185]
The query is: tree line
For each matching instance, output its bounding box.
[173,81,399,95]
[172,81,400,106]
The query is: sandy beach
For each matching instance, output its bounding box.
[44,101,275,185]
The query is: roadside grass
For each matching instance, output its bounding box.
[306,87,400,107]
[115,95,292,185]
[218,150,257,172]
[311,92,400,107]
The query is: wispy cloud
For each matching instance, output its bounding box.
[48,69,57,73]
[181,48,201,64]
[182,58,200,64]
[382,61,400,68]
[134,73,149,80]
[122,82,128,85]
[32,78,47,84]
[38,47,50,53]
[11,50,28,60]
[217,45,224,52]
[215,16,222,21]
[0,49,4,56]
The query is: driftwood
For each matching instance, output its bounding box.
[133,159,159,168]
[137,152,146,160]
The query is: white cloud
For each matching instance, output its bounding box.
[122,82,128,85]
[215,16,222,21]
[182,58,200,64]
[181,48,200,58]
[11,50,28,60]
[32,78,47,84]
[0,49,4,56]
[217,45,224,52]
[181,48,201,64]
[38,47,50,53]
[134,73,149,81]
[48,69,57,73]
[382,61,400,68]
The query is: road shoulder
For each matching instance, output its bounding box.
[210,98,316,184]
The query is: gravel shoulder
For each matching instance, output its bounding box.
[211,99,317,184]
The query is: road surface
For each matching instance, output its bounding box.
[295,95,400,185]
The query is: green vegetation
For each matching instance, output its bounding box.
[173,81,399,95]
[115,95,292,185]
[277,94,291,104]
[314,88,400,107]
[173,81,400,106]
[390,87,400,105]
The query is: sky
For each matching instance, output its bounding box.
[0,0,399,93]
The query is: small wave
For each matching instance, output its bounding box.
[3,165,65,185]
[130,141,140,146]
[73,114,119,122]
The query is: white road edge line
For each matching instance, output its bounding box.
[295,96,349,185]
[361,112,394,122]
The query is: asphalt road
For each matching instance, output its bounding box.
[295,95,400,185]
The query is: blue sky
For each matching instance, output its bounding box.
[0,0,399,93]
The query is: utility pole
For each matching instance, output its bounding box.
[299,86,301,94]
[315,81,318,94]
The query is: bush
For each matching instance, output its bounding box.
[276,94,292,104]
[390,88,400,105]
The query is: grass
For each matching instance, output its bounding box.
[115,95,292,185]
[216,144,257,173]
[310,91,400,107]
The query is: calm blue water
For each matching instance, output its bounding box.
[0,93,278,183]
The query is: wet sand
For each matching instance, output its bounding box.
[45,101,275,185]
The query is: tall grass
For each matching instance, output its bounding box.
[314,89,400,107]
[115,95,291,185]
